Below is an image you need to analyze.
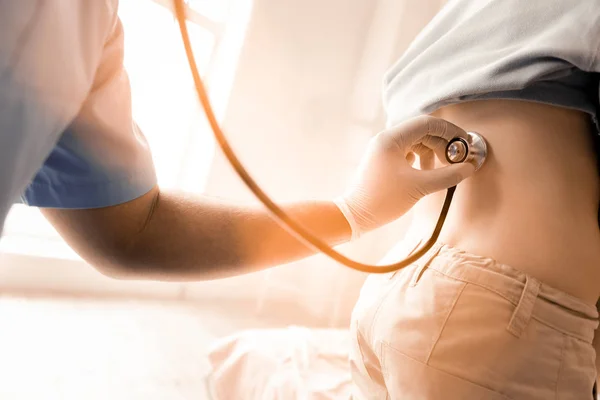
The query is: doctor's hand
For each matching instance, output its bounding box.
[334,115,476,239]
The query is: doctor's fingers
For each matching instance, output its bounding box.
[408,144,435,170]
[382,115,468,151]
[410,134,455,168]
[416,136,452,165]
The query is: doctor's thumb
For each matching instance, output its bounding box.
[419,162,476,195]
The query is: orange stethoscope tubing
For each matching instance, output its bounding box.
[172,0,457,274]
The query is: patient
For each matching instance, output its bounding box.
[349,1,600,399]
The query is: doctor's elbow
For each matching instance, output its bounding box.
[85,245,238,282]
[84,249,150,281]
[72,236,166,281]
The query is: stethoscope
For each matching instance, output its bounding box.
[172,0,488,274]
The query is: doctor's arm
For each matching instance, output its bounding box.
[42,189,349,281]
[41,116,475,281]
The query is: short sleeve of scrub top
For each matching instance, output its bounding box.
[20,8,156,209]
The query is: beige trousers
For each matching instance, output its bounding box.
[350,243,599,399]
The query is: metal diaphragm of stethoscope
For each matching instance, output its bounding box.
[445,132,488,171]
[172,0,488,274]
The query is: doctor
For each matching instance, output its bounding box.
[0,1,474,281]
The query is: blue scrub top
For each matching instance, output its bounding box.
[0,1,157,234]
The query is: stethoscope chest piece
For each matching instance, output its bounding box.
[445,131,488,171]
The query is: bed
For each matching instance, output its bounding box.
[206,326,353,399]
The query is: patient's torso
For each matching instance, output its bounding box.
[406,100,600,304]
[381,0,600,304]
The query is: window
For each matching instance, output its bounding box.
[1,0,253,259]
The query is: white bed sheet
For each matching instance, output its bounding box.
[207,326,352,399]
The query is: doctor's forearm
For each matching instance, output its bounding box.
[121,191,352,280]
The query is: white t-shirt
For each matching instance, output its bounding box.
[0,1,156,234]
[383,0,600,130]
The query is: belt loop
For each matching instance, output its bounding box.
[409,244,444,287]
[507,276,541,338]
